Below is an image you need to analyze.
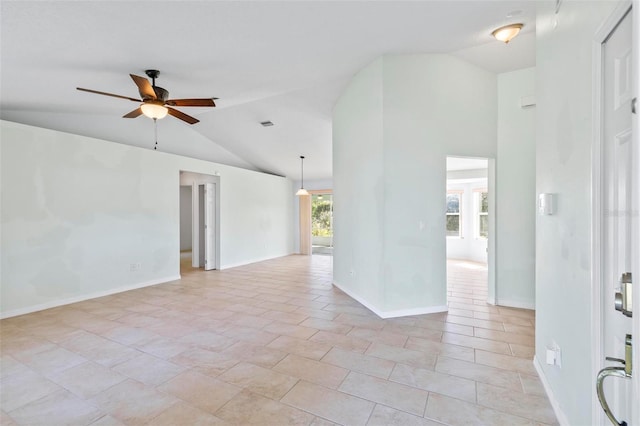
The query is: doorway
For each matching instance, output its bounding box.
[179,171,220,274]
[445,156,495,304]
[179,185,195,273]
[311,192,333,255]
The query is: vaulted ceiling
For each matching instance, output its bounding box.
[0,1,536,180]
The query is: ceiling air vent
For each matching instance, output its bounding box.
[260,121,274,127]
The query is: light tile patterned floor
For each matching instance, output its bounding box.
[0,255,556,425]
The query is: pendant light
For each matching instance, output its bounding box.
[296,155,309,196]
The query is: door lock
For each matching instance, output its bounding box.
[615,272,632,317]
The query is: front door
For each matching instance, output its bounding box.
[600,6,635,424]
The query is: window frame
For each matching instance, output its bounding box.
[446,190,464,238]
[474,188,489,239]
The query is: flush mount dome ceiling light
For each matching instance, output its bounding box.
[491,23,524,43]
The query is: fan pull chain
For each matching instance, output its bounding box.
[153,118,158,150]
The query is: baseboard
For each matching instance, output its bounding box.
[486,296,496,305]
[377,305,449,319]
[333,281,448,319]
[496,299,535,310]
[220,253,295,270]
[533,356,570,426]
[0,275,181,319]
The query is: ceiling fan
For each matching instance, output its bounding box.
[77,70,216,124]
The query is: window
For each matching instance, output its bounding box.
[312,194,333,237]
[446,191,462,237]
[475,190,488,238]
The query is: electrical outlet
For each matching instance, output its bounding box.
[130,263,141,272]
[545,343,562,367]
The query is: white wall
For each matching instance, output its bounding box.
[179,186,192,251]
[496,67,536,308]
[333,58,386,310]
[446,179,488,263]
[0,120,294,317]
[535,2,620,425]
[333,55,497,317]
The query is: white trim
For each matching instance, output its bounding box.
[0,275,181,319]
[220,253,296,270]
[487,158,497,307]
[632,3,640,424]
[486,297,496,305]
[495,299,535,310]
[591,3,633,424]
[534,356,571,426]
[378,304,449,319]
[333,280,448,319]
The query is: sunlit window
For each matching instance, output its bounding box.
[446,191,462,237]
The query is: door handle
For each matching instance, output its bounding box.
[597,335,632,426]
[596,366,630,426]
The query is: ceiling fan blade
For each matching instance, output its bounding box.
[77,87,140,102]
[166,98,216,107]
[167,107,199,124]
[123,107,143,118]
[130,74,157,100]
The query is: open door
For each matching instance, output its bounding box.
[196,182,217,270]
[204,183,216,270]
[594,5,636,425]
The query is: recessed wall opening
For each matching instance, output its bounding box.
[446,156,491,304]
[179,185,195,273]
[179,171,220,275]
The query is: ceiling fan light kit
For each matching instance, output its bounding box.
[140,102,168,120]
[77,69,216,125]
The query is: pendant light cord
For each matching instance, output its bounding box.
[300,156,305,189]
[154,118,158,150]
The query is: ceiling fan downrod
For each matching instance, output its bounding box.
[145,69,160,88]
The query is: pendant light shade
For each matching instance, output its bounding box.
[296,155,309,196]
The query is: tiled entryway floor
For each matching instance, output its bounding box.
[0,256,556,425]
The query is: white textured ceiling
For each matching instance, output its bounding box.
[0,1,536,180]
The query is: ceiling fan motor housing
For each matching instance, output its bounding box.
[149,86,169,102]
[143,69,168,101]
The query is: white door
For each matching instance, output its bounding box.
[600,7,635,425]
[192,183,200,268]
[204,183,216,271]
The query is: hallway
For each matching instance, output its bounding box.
[1,256,555,425]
